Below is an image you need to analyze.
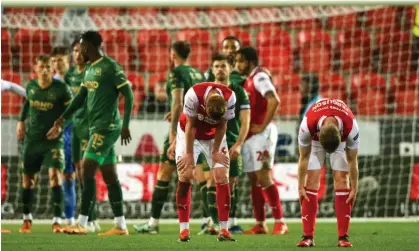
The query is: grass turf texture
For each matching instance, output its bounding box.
[1,222,418,251]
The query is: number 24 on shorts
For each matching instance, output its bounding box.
[256,150,270,162]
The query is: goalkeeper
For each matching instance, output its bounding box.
[47,31,134,236]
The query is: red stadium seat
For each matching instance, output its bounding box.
[375,30,412,73]
[148,73,167,91]
[401,6,416,30]
[2,72,22,85]
[365,7,397,28]
[126,7,158,15]
[44,7,66,16]
[273,73,301,116]
[216,28,251,50]
[389,74,419,115]
[318,72,347,102]
[286,19,321,29]
[1,92,24,115]
[336,30,371,73]
[127,72,146,98]
[257,29,292,74]
[176,29,211,45]
[101,29,133,70]
[136,30,171,73]
[15,29,52,72]
[1,29,12,71]
[297,29,332,73]
[4,7,36,15]
[176,30,213,70]
[326,13,359,29]
[89,7,121,16]
[350,73,387,115]
[118,90,143,116]
[272,73,300,91]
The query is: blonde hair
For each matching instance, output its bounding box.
[206,94,227,120]
[319,124,341,153]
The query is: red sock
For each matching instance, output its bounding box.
[301,188,318,237]
[262,184,283,220]
[251,185,266,222]
[335,189,352,237]
[216,183,231,222]
[176,181,191,223]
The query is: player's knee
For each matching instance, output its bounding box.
[49,170,62,187]
[247,172,258,186]
[213,167,229,185]
[229,176,238,188]
[305,170,322,190]
[178,165,194,183]
[256,169,273,188]
[63,172,75,181]
[207,177,216,187]
[333,171,350,189]
[82,159,99,178]
[157,162,174,181]
[22,174,36,189]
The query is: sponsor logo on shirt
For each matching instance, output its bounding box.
[29,100,54,111]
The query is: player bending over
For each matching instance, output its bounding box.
[51,46,77,227]
[296,98,359,248]
[235,47,288,235]
[63,37,100,232]
[197,52,249,235]
[17,55,73,234]
[175,82,236,242]
[133,41,205,234]
[47,30,134,236]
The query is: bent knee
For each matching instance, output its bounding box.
[333,171,349,189]
[158,162,175,181]
[256,170,273,187]
[213,168,229,185]
[178,165,194,182]
[22,175,36,189]
[49,170,63,187]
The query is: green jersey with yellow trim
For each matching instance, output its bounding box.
[81,56,129,131]
[226,80,250,146]
[165,64,204,103]
[25,78,73,140]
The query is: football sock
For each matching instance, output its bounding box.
[51,185,63,219]
[88,197,97,222]
[301,188,318,237]
[107,181,124,217]
[262,184,284,220]
[148,217,159,227]
[63,179,76,222]
[251,185,266,223]
[115,216,127,230]
[335,189,352,237]
[81,177,96,216]
[207,186,219,224]
[199,181,210,218]
[22,188,34,215]
[216,183,231,230]
[23,213,33,221]
[176,181,192,224]
[180,222,189,232]
[229,185,237,220]
[151,180,170,219]
[78,215,88,227]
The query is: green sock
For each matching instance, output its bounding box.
[51,185,63,218]
[81,177,96,216]
[151,180,170,219]
[22,188,34,215]
[88,196,97,221]
[107,181,124,217]
[207,186,219,224]
[230,185,237,218]
[199,181,209,218]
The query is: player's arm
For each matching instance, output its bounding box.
[297,117,312,202]
[236,88,250,146]
[17,98,29,141]
[170,88,184,143]
[61,85,87,121]
[345,119,360,204]
[254,72,280,131]
[183,88,199,157]
[1,79,26,97]
[113,65,133,145]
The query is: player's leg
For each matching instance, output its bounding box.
[134,136,175,234]
[228,155,244,233]
[331,147,353,247]
[206,176,220,234]
[62,123,76,226]
[194,156,212,233]
[242,139,267,234]
[296,141,324,248]
[175,127,198,242]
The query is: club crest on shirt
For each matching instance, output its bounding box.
[94,68,102,76]
[47,91,56,100]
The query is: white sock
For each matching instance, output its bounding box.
[67,217,75,226]
[275,218,285,223]
[78,215,89,228]
[23,213,33,221]
[115,216,127,230]
[52,217,62,224]
[220,221,228,230]
[257,221,266,226]
[180,222,189,232]
[201,217,209,225]
[229,217,238,227]
[148,217,159,227]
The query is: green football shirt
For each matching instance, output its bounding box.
[166,64,204,103]
[226,79,250,146]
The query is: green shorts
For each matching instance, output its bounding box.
[84,129,120,165]
[160,134,206,166]
[200,145,242,177]
[21,138,64,175]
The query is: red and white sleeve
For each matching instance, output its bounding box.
[346,119,360,150]
[224,92,236,121]
[298,117,312,147]
[183,88,199,117]
[253,72,276,96]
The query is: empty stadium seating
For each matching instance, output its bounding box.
[389,74,419,115]
[176,29,213,72]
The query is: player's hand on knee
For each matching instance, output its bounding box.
[229,143,241,160]
[346,188,357,205]
[167,142,176,160]
[121,127,132,145]
[299,187,309,204]
[164,111,171,122]
[16,121,25,141]
[212,152,230,168]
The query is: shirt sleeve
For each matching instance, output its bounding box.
[183,88,199,117]
[63,84,74,105]
[346,119,360,150]
[235,85,250,110]
[1,79,26,97]
[253,72,276,97]
[112,63,129,89]
[224,92,236,120]
[298,117,312,147]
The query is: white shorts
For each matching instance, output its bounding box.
[175,124,229,169]
[242,123,278,173]
[308,141,349,172]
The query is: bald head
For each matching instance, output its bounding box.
[206,94,226,121]
[319,124,341,153]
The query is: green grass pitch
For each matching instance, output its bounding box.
[1,222,418,251]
